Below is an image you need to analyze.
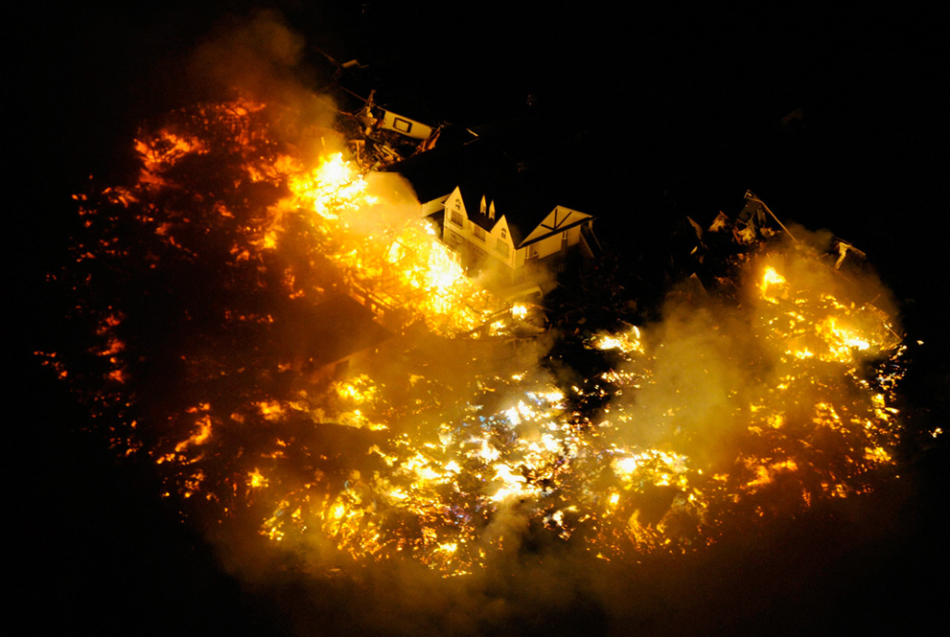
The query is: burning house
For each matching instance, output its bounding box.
[334,83,601,283]
[346,89,441,169]
[424,186,598,281]
[391,134,600,284]
[24,5,946,635]
[45,95,910,575]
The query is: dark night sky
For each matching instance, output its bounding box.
[12,2,948,635]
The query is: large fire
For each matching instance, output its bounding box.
[43,98,906,578]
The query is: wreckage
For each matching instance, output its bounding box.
[683,191,868,282]
[44,95,909,580]
[336,88,444,170]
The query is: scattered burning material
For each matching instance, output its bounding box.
[343,88,442,170]
[42,95,909,585]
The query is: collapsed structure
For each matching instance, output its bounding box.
[389,131,601,284]
[49,96,911,580]
[337,88,601,284]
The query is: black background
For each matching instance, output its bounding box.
[11,2,948,635]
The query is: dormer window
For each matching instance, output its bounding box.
[450,199,463,227]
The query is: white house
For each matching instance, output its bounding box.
[424,185,599,281]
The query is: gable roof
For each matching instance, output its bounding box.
[393,137,591,246]
[463,168,592,246]
[518,204,593,247]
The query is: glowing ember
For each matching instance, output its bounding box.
[46,98,910,577]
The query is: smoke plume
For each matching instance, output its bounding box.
[47,12,916,637]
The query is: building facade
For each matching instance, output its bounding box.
[425,186,598,280]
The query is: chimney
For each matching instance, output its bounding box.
[489,200,496,220]
[480,195,487,215]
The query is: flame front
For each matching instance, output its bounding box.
[48,99,908,577]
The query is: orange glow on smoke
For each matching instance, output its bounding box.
[50,98,910,576]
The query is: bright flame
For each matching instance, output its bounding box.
[53,98,912,578]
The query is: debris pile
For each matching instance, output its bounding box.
[42,98,910,578]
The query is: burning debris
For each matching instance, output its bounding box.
[344,88,441,170]
[43,92,910,583]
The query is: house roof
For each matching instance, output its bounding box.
[392,134,591,246]
[461,168,592,247]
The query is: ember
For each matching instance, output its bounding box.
[24,6,947,636]
[42,93,914,580]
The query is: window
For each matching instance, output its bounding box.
[450,210,463,227]
[527,244,538,259]
[495,238,509,257]
[473,225,486,241]
[393,117,413,133]
[500,228,507,240]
